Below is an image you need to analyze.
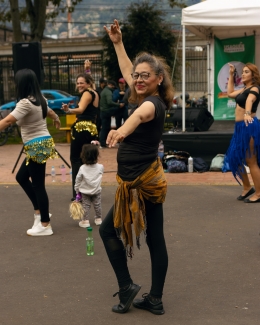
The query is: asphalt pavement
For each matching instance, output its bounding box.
[1,183,260,325]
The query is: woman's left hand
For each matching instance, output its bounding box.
[244,114,254,126]
[106,129,125,147]
[104,19,122,44]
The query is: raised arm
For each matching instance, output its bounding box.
[104,20,133,86]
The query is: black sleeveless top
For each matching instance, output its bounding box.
[235,86,260,113]
[117,96,166,181]
[76,89,97,122]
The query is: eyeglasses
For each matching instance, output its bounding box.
[131,72,158,81]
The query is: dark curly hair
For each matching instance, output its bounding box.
[80,144,99,165]
[75,73,95,91]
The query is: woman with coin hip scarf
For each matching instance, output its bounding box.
[62,73,99,200]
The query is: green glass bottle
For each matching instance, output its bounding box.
[86,227,94,256]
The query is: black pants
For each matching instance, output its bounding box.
[100,111,111,147]
[115,107,128,129]
[96,108,101,137]
[16,158,50,222]
[70,129,94,198]
[99,199,168,298]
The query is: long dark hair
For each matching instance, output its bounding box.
[15,69,47,118]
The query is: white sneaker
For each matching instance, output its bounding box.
[27,223,53,236]
[33,213,52,229]
[94,218,102,226]
[79,220,90,228]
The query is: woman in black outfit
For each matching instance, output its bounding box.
[62,73,99,200]
[99,20,174,315]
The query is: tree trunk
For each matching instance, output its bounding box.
[9,0,23,42]
[26,0,48,42]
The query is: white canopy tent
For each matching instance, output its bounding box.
[181,0,260,131]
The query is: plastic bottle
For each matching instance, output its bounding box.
[60,164,66,182]
[69,168,72,182]
[188,156,193,173]
[158,141,164,160]
[86,227,94,256]
[51,166,56,182]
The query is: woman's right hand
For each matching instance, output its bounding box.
[61,103,69,113]
[228,63,235,75]
[104,19,122,44]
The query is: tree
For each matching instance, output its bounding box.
[168,0,186,8]
[0,0,82,42]
[102,2,177,82]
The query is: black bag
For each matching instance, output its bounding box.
[163,150,190,171]
[193,157,209,173]
[166,158,187,173]
[163,150,190,167]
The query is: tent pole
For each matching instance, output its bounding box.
[171,27,181,82]
[182,24,186,132]
[207,42,211,113]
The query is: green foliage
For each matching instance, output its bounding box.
[1,0,83,41]
[168,0,187,8]
[102,2,176,82]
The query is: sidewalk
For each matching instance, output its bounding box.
[0,144,251,185]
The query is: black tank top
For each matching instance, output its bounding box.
[117,96,166,181]
[235,86,260,113]
[76,89,97,122]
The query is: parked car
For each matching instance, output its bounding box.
[0,90,78,115]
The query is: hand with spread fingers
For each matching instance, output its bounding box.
[106,129,124,147]
[104,19,122,44]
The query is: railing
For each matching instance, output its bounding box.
[0,47,208,105]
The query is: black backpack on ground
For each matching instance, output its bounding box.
[193,157,209,173]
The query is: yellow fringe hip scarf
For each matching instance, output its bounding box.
[24,136,58,165]
[71,121,98,140]
[114,157,167,257]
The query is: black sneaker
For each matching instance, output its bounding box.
[133,293,165,315]
[112,283,141,314]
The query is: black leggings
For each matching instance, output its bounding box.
[16,158,50,222]
[99,199,168,298]
[70,129,94,198]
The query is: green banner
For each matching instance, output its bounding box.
[214,35,255,120]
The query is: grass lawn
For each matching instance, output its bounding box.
[5,116,68,145]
